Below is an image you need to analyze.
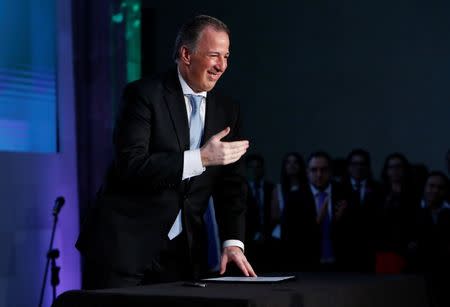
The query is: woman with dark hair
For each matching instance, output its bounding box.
[381,153,414,196]
[376,153,420,273]
[265,152,306,272]
[270,152,307,238]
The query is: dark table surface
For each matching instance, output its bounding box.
[53,273,430,307]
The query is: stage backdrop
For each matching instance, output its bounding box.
[0,0,80,306]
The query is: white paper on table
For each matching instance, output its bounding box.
[202,276,295,283]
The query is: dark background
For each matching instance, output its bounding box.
[140,0,450,180]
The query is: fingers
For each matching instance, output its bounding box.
[219,254,228,275]
[221,141,249,160]
[248,266,257,277]
[222,149,247,164]
[235,259,249,277]
[220,249,257,277]
[243,258,257,277]
[230,254,257,277]
[209,141,248,165]
[214,127,231,141]
[225,140,249,149]
[201,129,250,166]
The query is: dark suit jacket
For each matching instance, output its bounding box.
[245,180,275,242]
[339,178,383,271]
[341,178,382,209]
[412,205,450,273]
[282,182,348,270]
[76,69,247,276]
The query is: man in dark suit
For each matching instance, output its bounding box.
[340,149,382,272]
[410,172,450,307]
[76,15,256,289]
[244,154,275,272]
[411,171,450,273]
[245,154,275,243]
[283,151,349,272]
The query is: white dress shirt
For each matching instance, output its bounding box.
[350,178,367,203]
[169,69,244,251]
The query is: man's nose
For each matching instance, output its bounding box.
[216,56,227,71]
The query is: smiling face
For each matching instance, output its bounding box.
[178,26,229,93]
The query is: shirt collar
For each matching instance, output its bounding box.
[310,183,331,196]
[177,68,207,98]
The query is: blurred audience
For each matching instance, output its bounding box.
[243,149,448,279]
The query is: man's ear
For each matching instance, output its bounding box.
[180,46,191,65]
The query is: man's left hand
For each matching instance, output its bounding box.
[219,246,257,277]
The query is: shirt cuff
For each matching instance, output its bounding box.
[182,149,206,180]
[223,239,245,252]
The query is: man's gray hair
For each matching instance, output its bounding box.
[173,15,230,62]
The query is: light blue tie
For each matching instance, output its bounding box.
[317,191,334,261]
[167,94,204,241]
[188,95,221,270]
[187,94,203,150]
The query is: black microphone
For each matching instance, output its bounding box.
[52,196,65,216]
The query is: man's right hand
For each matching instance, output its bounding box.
[200,127,249,167]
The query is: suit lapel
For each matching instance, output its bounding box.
[305,189,318,218]
[163,71,190,151]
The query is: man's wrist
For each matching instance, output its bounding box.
[200,147,209,167]
[223,239,245,252]
[182,149,206,180]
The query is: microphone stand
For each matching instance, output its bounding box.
[38,203,62,307]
